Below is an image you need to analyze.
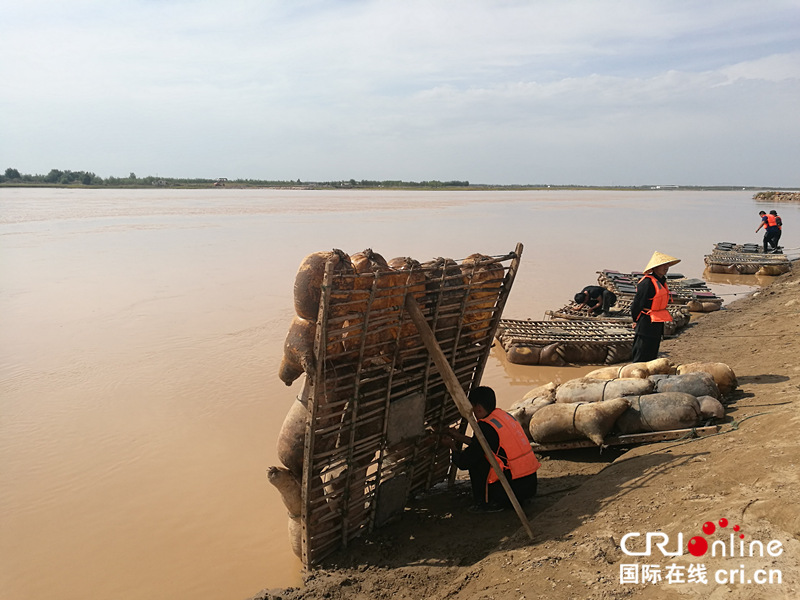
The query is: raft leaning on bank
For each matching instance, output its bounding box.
[268,246,523,565]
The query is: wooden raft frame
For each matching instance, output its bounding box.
[300,244,523,567]
[597,270,723,309]
[530,425,721,452]
[496,319,635,365]
[544,298,690,336]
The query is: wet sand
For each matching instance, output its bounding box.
[1,188,795,600]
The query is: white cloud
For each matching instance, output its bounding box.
[1,0,799,184]
[719,52,800,84]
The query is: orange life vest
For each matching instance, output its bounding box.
[480,409,540,485]
[636,274,673,323]
[765,214,778,228]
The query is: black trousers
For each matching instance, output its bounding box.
[469,460,538,507]
[764,230,780,252]
[588,290,617,315]
[631,334,662,363]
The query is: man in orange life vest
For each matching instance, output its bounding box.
[770,210,783,251]
[756,210,781,253]
[442,386,540,513]
[630,251,680,363]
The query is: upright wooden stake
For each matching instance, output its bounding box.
[404,295,535,541]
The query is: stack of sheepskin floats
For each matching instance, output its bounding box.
[509,359,737,447]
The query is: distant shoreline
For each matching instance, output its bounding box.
[1,182,797,193]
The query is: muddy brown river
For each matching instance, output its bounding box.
[1,188,794,599]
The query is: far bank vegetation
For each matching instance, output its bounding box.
[754,190,800,203]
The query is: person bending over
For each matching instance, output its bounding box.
[442,386,540,513]
[573,285,617,316]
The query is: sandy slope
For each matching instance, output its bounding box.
[254,266,800,600]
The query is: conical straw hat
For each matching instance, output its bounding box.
[643,251,681,273]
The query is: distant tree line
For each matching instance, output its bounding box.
[0,167,225,187]
[335,179,470,188]
[0,167,472,189]
[5,167,779,191]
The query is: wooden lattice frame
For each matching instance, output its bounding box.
[299,244,523,567]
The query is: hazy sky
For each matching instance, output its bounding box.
[2,0,799,186]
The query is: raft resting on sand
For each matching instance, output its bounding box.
[597,269,723,312]
[704,242,792,276]
[510,360,735,451]
[495,319,634,366]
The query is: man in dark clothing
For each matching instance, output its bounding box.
[770,210,783,252]
[756,210,781,253]
[442,386,539,513]
[573,285,617,316]
[631,251,680,363]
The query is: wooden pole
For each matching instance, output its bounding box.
[404,295,535,541]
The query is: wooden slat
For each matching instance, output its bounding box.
[530,425,721,451]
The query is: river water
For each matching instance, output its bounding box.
[1,188,796,600]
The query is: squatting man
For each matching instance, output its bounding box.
[440,386,540,513]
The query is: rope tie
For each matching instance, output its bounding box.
[601,379,612,402]
[571,403,582,432]
[636,395,656,432]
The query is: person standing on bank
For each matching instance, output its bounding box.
[442,386,540,513]
[770,210,783,252]
[630,251,680,363]
[756,210,781,253]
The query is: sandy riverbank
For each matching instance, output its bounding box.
[254,264,800,600]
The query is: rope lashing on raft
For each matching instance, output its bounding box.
[601,379,612,401]
[571,402,582,432]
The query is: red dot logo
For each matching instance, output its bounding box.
[688,536,708,556]
[690,517,742,556]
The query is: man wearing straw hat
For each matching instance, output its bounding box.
[630,251,681,362]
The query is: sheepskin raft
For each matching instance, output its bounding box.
[704,242,791,276]
[278,244,522,567]
[529,425,721,451]
[496,319,634,365]
[545,297,690,337]
[597,269,723,313]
